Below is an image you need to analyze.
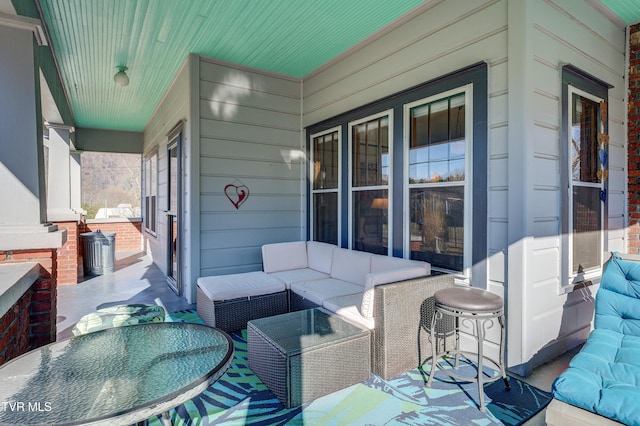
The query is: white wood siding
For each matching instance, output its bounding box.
[198,58,303,277]
[301,0,627,373]
[303,0,507,126]
[507,0,626,374]
[143,59,190,300]
[137,0,626,373]
[303,0,509,361]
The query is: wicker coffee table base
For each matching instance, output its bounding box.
[247,311,371,408]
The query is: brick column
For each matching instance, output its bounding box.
[0,249,57,364]
[628,24,640,254]
[0,289,30,365]
[54,221,82,285]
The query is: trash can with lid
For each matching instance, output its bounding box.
[81,230,116,276]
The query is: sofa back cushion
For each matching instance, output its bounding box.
[330,248,371,286]
[306,241,336,274]
[262,241,308,273]
[595,254,640,336]
[370,254,430,275]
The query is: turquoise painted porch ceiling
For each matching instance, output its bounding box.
[601,0,640,24]
[36,0,425,131]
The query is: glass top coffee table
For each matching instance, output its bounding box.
[247,308,371,407]
[0,322,233,425]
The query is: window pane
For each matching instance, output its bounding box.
[145,160,151,194]
[429,99,449,144]
[353,117,389,187]
[150,153,157,195]
[169,145,178,212]
[572,185,601,274]
[313,131,339,190]
[450,94,466,140]
[571,94,599,183]
[313,192,338,245]
[409,186,464,271]
[409,95,466,183]
[150,195,157,233]
[353,189,388,254]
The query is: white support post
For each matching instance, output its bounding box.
[46,123,82,221]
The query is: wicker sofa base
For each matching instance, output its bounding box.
[196,287,288,332]
[287,274,455,380]
[545,398,623,426]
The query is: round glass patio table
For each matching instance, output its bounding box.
[0,322,234,425]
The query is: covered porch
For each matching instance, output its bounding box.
[55,251,570,425]
[1,0,640,424]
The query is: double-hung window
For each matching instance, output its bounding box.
[561,65,610,290]
[350,111,392,255]
[143,150,158,235]
[405,87,471,274]
[310,128,341,245]
[305,63,487,285]
[567,87,604,284]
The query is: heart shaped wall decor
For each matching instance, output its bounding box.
[225,183,250,209]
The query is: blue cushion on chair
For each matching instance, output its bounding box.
[552,254,640,426]
[595,255,640,336]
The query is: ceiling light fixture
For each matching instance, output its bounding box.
[113,65,129,87]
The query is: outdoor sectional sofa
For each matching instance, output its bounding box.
[197,240,453,379]
[547,253,640,426]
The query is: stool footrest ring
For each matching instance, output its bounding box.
[426,288,509,412]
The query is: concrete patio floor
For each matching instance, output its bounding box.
[56,251,578,425]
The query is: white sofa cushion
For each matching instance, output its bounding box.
[268,268,329,289]
[330,248,372,286]
[262,241,308,273]
[360,267,429,319]
[306,241,336,274]
[322,293,374,330]
[290,278,363,306]
[197,271,285,301]
[370,255,430,275]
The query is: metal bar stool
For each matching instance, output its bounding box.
[426,286,510,411]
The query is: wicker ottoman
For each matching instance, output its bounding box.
[197,271,288,332]
[247,308,371,408]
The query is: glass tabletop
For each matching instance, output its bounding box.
[248,308,369,354]
[0,322,233,425]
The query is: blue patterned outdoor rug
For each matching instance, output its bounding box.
[153,310,551,425]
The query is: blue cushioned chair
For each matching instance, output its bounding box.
[549,253,640,426]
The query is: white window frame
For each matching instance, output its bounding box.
[310,126,342,245]
[348,109,393,255]
[564,85,605,289]
[143,149,158,236]
[403,85,473,280]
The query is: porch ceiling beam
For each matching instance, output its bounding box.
[0,11,46,45]
[75,127,143,154]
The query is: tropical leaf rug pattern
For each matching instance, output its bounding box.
[149,309,551,425]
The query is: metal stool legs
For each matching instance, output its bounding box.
[427,303,510,412]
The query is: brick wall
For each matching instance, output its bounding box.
[0,249,57,365]
[53,219,143,284]
[81,219,143,253]
[55,221,81,286]
[629,24,640,254]
[0,289,30,365]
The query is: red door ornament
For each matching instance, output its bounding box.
[225,181,249,209]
